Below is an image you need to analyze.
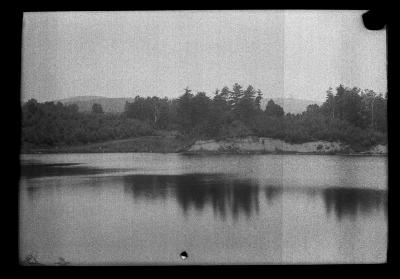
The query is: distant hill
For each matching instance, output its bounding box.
[261,98,323,115]
[56,96,135,113]
[56,95,108,103]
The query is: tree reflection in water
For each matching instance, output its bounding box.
[322,187,387,220]
[122,174,387,222]
[20,161,127,179]
[22,168,387,222]
[264,186,281,203]
[122,174,260,220]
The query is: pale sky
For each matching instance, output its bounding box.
[283,10,387,101]
[21,10,386,103]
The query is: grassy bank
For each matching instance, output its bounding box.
[21,135,194,154]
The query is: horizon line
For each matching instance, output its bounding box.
[21,94,325,104]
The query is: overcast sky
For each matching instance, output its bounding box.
[21,10,386,103]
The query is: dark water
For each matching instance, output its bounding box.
[19,153,387,264]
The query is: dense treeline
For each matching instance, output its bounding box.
[123,84,284,139]
[21,100,154,146]
[21,83,387,150]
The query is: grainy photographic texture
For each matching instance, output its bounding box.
[20,10,387,265]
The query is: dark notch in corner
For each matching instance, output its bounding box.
[362,9,387,30]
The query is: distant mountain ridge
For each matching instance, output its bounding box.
[56,95,108,103]
[53,96,322,114]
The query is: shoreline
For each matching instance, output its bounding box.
[184,137,387,156]
[180,150,387,156]
[21,136,387,156]
[20,151,387,156]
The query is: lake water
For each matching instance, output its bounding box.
[19,153,388,264]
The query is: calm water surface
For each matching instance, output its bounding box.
[19,153,387,264]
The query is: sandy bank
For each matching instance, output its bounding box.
[185,137,387,155]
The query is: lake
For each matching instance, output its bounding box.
[19,153,388,264]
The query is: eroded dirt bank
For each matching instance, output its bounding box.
[185,137,387,155]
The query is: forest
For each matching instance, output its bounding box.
[21,83,387,151]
